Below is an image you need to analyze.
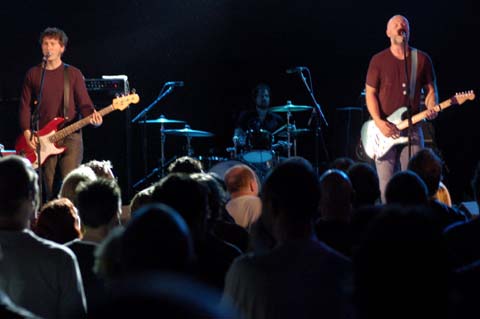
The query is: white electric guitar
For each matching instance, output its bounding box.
[360,91,475,160]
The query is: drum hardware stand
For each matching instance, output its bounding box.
[132,83,176,176]
[286,109,293,158]
[132,82,181,189]
[132,155,178,190]
[297,67,329,174]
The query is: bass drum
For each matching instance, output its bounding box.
[242,129,273,164]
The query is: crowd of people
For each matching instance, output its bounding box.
[2,14,479,319]
[1,150,480,318]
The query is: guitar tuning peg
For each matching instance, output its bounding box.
[131,88,136,94]
[115,93,120,98]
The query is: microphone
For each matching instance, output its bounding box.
[398,29,407,39]
[286,66,307,74]
[42,52,51,61]
[165,81,184,87]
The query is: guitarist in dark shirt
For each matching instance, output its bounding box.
[18,27,102,199]
[365,15,438,203]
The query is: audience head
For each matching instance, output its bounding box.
[385,171,428,206]
[167,156,204,175]
[81,160,115,180]
[90,272,238,319]
[330,156,355,172]
[151,173,209,239]
[224,164,259,196]
[129,186,154,217]
[190,172,227,221]
[347,162,380,207]
[76,178,122,229]
[407,148,443,197]
[260,157,320,241]
[121,204,194,275]
[318,169,354,221]
[0,155,39,229]
[94,226,125,283]
[354,205,449,319]
[59,165,97,202]
[33,197,82,244]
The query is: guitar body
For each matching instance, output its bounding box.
[360,91,475,160]
[360,107,410,160]
[15,117,67,169]
[14,93,140,169]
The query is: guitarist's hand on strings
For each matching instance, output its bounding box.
[375,119,400,139]
[90,110,103,127]
[23,130,38,150]
[425,108,438,120]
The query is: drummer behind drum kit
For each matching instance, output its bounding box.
[219,101,313,181]
[136,101,313,184]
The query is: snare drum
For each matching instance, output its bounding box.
[242,129,273,163]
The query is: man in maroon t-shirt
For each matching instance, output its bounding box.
[365,15,438,202]
[19,27,103,200]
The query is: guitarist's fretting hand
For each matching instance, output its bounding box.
[23,129,38,150]
[425,108,438,120]
[90,110,103,127]
[374,119,400,139]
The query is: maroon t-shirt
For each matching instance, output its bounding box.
[365,48,436,117]
[19,63,95,131]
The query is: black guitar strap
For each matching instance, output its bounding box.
[63,63,70,120]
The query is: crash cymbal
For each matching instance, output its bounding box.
[138,114,185,124]
[164,125,214,137]
[336,106,363,112]
[277,128,311,138]
[269,101,313,113]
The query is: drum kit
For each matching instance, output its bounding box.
[135,101,313,185]
[221,101,313,181]
[138,114,215,177]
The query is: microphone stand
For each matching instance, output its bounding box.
[131,85,174,183]
[401,36,413,160]
[31,57,48,203]
[298,69,329,174]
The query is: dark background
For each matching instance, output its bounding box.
[1,0,478,204]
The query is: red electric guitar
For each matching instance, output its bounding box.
[15,92,140,168]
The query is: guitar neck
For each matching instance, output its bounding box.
[50,105,114,143]
[396,97,455,131]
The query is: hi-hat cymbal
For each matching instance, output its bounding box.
[277,128,311,138]
[269,101,313,112]
[164,125,214,137]
[138,114,185,124]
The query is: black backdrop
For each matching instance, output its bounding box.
[1,0,478,203]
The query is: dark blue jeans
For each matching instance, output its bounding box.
[375,127,424,203]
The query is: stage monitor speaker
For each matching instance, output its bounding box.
[332,106,365,160]
[84,76,133,203]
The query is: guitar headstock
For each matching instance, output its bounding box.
[112,92,140,111]
[454,90,475,105]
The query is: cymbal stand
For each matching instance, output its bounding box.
[186,135,193,157]
[286,110,292,157]
[184,125,194,156]
[160,123,166,177]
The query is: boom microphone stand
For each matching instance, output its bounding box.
[31,55,49,204]
[401,32,413,160]
[297,67,329,174]
[132,84,174,177]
